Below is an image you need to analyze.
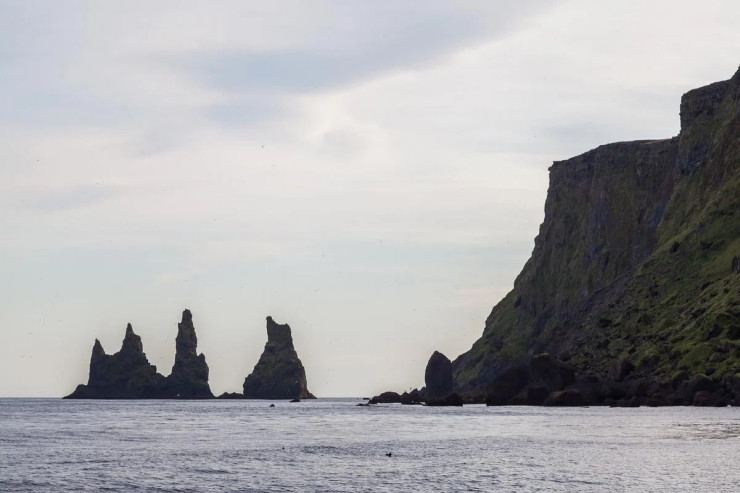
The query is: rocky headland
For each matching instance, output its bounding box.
[448,66,740,406]
[373,66,740,407]
[242,317,315,399]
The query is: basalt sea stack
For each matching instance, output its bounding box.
[164,309,213,398]
[243,316,315,399]
[424,351,462,406]
[452,67,740,406]
[65,309,213,399]
[65,324,165,399]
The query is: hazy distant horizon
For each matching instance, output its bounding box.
[1,1,739,397]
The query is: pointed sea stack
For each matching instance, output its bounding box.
[65,324,165,399]
[243,316,315,399]
[164,309,213,398]
[424,351,462,406]
[424,351,454,399]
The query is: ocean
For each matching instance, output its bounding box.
[0,398,738,492]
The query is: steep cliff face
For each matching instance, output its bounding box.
[164,309,213,398]
[65,324,165,399]
[66,309,214,399]
[453,67,740,404]
[424,351,454,400]
[243,317,315,399]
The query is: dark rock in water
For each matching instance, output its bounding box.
[369,391,402,404]
[289,398,301,403]
[692,391,712,406]
[165,309,213,399]
[612,396,641,408]
[64,324,165,399]
[485,365,530,406]
[671,374,717,405]
[65,309,216,399]
[485,354,577,406]
[243,317,315,400]
[424,351,453,400]
[217,392,244,399]
[509,386,550,406]
[269,403,275,407]
[693,390,730,407]
[400,388,425,405]
[426,392,464,407]
[461,390,485,404]
[544,389,587,407]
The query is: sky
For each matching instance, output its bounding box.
[1,1,739,397]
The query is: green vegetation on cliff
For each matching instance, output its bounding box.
[453,67,740,404]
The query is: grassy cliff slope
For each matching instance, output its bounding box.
[453,67,740,404]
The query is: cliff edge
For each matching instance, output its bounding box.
[453,66,740,406]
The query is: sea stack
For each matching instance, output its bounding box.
[243,316,315,399]
[424,351,453,400]
[424,351,463,406]
[164,309,213,398]
[64,324,165,399]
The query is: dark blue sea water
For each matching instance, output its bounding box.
[0,399,738,492]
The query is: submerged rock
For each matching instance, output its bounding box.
[65,324,165,399]
[243,316,315,399]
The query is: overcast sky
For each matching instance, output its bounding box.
[1,1,738,397]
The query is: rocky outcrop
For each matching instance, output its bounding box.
[424,351,454,399]
[423,351,463,406]
[65,309,214,399]
[65,324,165,399]
[242,317,315,399]
[164,309,213,398]
[453,66,740,406]
[484,353,578,406]
[369,391,402,404]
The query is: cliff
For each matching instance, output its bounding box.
[65,309,213,399]
[453,67,740,405]
[243,317,315,399]
[65,324,165,399]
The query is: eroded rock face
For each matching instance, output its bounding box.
[424,351,454,400]
[454,66,740,406]
[65,324,165,399]
[164,309,213,399]
[242,317,315,399]
[65,309,214,399]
